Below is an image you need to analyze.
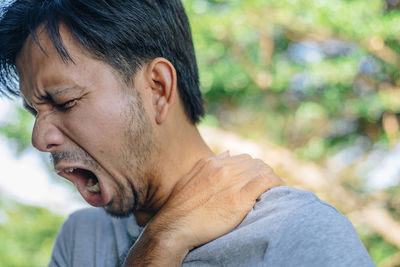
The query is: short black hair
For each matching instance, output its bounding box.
[0,0,204,123]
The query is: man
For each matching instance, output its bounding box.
[0,0,374,266]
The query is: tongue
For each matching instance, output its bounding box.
[73,169,104,207]
[86,178,100,193]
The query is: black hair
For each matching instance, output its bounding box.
[0,0,204,123]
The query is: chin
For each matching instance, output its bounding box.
[103,196,138,219]
[104,208,135,219]
[103,204,136,218]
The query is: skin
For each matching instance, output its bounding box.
[17,25,206,218]
[16,25,284,266]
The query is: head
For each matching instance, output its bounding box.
[0,0,205,217]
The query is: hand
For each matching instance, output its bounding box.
[123,152,284,266]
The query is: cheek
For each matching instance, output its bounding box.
[65,99,129,157]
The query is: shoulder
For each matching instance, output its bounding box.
[242,185,356,242]
[254,186,353,241]
[239,186,348,242]
[48,208,117,267]
[239,185,324,227]
[256,185,322,209]
[240,186,375,267]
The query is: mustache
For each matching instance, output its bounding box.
[51,150,99,170]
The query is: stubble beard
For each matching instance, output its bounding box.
[104,88,159,218]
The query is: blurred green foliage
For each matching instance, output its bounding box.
[185,0,400,162]
[0,198,64,267]
[359,230,398,265]
[0,106,34,155]
[1,0,400,265]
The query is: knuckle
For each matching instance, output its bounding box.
[258,162,273,172]
[257,174,272,187]
[253,159,265,166]
[275,176,286,186]
[261,174,284,189]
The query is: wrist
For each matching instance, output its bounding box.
[144,217,191,255]
[123,218,190,267]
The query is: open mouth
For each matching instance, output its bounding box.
[64,168,100,193]
[57,166,106,207]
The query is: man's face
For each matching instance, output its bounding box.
[16,26,158,217]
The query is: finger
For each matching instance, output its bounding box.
[234,159,272,175]
[175,154,259,193]
[240,172,284,201]
[192,153,254,180]
[173,152,232,192]
[221,162,269,189]
[215,153,253,166]
[220,158,273,182]
[202,155,260,186]
[198,158,273,191]
[191,151,230,170]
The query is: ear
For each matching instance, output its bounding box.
[145,58,177,124]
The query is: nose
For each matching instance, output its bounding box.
[32,116,65,152]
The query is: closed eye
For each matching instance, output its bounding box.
[54,99,79,111]
[23,101,38,117]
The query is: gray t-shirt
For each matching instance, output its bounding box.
[48,186,375,267]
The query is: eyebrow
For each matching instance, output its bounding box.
[21,86,82,114]
[51,87,81,97]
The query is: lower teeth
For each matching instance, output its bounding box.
[86,178,100,193]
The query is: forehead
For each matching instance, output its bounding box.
[16,24,125,101]
[15,25,77,96]
[16,24,79,75]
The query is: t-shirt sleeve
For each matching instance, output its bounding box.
[48,214,75,267]
[264,200,376,267]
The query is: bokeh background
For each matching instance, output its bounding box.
[1,0,400,266]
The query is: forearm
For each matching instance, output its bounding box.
[123,223,189,267]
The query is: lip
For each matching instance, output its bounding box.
[55,162,110,207]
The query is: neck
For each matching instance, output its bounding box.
[135,124,214,226]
